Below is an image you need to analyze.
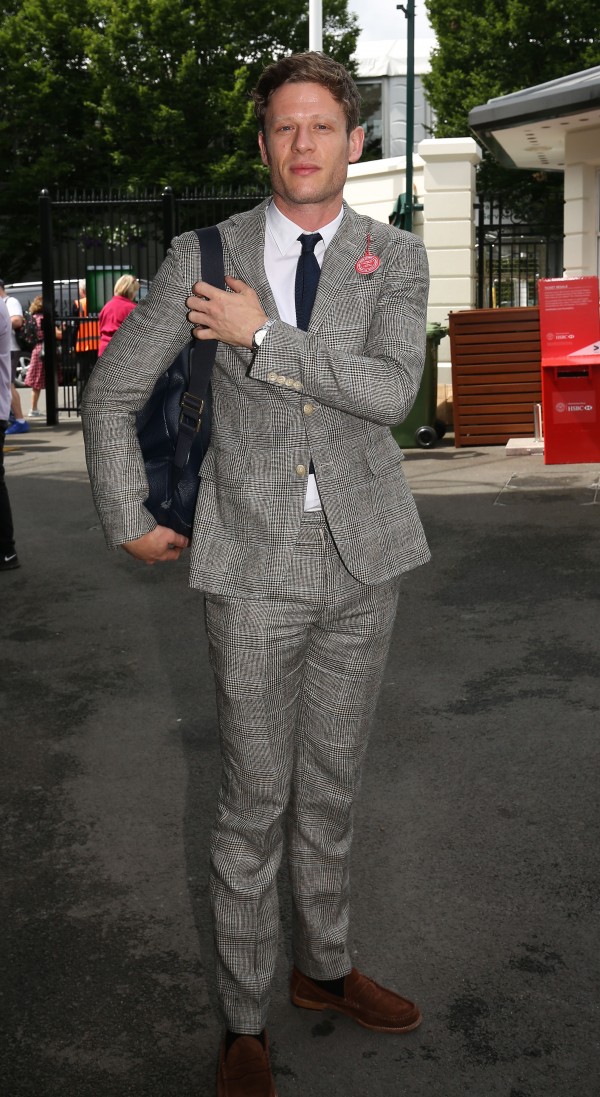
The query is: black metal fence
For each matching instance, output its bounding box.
[36,186,566,421]
[475,194,564,310]
[39,186,269,421]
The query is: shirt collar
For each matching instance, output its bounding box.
[266,199,344,257]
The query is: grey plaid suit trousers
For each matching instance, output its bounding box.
[205,510,401,1033]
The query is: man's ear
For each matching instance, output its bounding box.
[258,132,269,167]
[348,126,365,164]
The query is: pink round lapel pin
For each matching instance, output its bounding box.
[355,234,380,274]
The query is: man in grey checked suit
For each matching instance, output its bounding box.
[83,51,430,1097]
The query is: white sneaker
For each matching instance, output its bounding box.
[28,410,43,418]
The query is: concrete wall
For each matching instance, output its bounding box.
[344,154,425,228]
[344,137,483,386]
[563,126,600,278]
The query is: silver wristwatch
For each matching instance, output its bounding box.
[251,318,276,352]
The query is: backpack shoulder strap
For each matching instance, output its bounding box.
[174,226,224,471]
[195,225,225,289]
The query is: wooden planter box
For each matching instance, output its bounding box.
[449,307,542,446]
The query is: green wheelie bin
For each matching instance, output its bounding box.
[392,322,448,449]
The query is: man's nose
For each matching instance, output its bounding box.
[293,126,315,152]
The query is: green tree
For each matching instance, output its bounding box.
[0,0,107,277]
[0,0,358,277]
[423,0,600,220]
[90,0,358,189]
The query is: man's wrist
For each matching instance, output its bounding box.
[251,318,276,352]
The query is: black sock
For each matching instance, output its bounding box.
[312,975,346,997]
[225,1029,265,1053]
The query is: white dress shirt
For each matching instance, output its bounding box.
[264,200,344,511]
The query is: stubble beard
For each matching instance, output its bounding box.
[269,164,348,211]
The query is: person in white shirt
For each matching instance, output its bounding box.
[0,296,20,569]
[83,51,430,1097]
[0,280,29,435]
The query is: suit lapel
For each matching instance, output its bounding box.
[221,200,280,320]
[309,204,368,332]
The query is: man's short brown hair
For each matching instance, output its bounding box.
[252,52,362,135]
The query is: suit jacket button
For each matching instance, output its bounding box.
[303,403,314,415]
[267,371,277,382]
[296,464,306,477]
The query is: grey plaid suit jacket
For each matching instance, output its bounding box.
[82,199,431,595]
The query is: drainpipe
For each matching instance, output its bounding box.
[397,0,415,231]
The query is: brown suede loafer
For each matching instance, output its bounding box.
[290,966,422,1033]
[217,1033,277,1097]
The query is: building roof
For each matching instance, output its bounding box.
[468,66,600,171]
[354,38,435,78]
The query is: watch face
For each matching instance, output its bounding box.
[252,319,274,350]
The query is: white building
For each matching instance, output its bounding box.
[468,66,600,280]
[355,37,436,158]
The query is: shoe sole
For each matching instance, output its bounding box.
[291,994,423,1033]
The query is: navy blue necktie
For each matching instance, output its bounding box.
[295,233,322,332]
[295,233,322,478]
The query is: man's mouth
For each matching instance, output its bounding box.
[290,164,320,176]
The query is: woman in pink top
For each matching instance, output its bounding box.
[98,274,139,357]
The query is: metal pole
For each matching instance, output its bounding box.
[309,0,323,51]
[162,186,176,257]
[476,195,485,308]
[39,189,58,426]
[397,1,415,231]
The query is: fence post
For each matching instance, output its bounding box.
[39,189,58,426]
[162,186,176,256]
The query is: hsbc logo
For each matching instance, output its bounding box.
[555,401,594,413]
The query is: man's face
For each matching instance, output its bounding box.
[258,81,364,222]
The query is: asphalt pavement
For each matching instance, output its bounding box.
[2,412,599,1097]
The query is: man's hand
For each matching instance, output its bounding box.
[186,276,267,349]
[122,527,189,565]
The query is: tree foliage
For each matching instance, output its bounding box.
[0,0,358,278]
[423,0,600,219]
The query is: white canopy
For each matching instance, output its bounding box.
[353,38,435,78]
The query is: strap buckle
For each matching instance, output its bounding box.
[179,391,204,432]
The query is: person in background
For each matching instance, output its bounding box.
[97,275,139,356]
[21,297,63,419]
[73,280,99,401]
[24,296,45,417]
[0,296,20,570]
[0,279,29,436]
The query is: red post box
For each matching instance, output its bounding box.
[538,277,600,464]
